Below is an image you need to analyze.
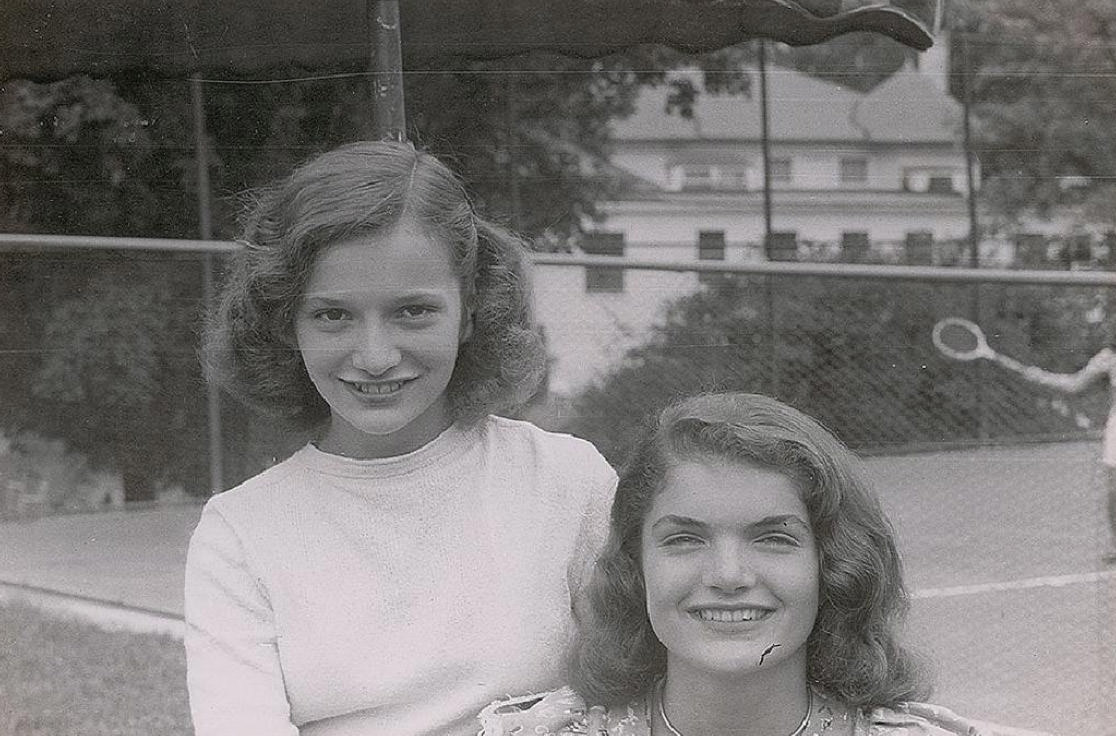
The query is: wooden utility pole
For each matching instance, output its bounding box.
[369,0,407,140]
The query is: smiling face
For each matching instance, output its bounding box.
[640,459,819,683]
[293,222,469,458]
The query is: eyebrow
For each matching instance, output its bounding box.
[301,289,450,302]
[649,515,707,532]
[649,513,809,532]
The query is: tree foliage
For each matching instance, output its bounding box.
[0,77,208,500]
[0,76,157,235]
[0,46,756,495]
[3,3,1108,494]
[564,276,1107,466]
[949,0,1116,223]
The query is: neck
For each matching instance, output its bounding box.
[318,403,453,459]
[657,657,811,736]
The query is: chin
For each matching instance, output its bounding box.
[681,644,803,681]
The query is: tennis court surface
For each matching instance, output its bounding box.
[1,439,1111,733]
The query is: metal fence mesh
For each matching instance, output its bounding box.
[528,257,1115,733]
[1,245,1113,732]
[532,261,1112,465]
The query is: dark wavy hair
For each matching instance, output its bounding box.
[569,392,929,711]
[203,140,546,427]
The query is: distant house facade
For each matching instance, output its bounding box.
[534,56,977,396]
[588,57,972,274]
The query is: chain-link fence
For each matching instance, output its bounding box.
[2,238,1114,732]
[3,236,1114,503]
[531,255,1115,463]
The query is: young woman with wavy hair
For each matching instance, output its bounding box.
[479,393,1033,736]
[186,141,616,736]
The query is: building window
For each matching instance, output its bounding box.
[697,230,726,261]
[904,168,958,193]
[716,165,749,190]
[769,158,792,184]
[582,232,625,293]
[839,157,868,184]
[905,231,934,265]
[1060,233,1093,267]
[766,231,798,262]
[697,230,726,284]
[676,164,749,191]
[678,165,715,191]
[927,175,955,193]
[840,231,870,263]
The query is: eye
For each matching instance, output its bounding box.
[662,533,705,548]
[755,533,801,548]
[397,304,439,320]
[314,308,349,322]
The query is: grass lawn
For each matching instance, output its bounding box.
[0,602,190,736]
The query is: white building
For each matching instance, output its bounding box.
[597,58,970,265]
[534,58,974,397]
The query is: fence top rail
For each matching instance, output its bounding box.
[532,253,1116,287]
[3,233,1114,287]
[0,233,242,254]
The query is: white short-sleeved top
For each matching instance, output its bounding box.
[185,416,617,736]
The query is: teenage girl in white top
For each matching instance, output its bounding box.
[185,141,617,735]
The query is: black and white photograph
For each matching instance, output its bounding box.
[0,1,1111,734]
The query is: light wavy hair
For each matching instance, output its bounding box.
[569,392,929,710]
[203,140,546,427]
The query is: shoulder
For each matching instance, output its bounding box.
[865,703,1051,736]
[483,415,606,457]
[191,448,311,536]
[481,416,616,482]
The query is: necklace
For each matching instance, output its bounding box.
[654,679,813,736]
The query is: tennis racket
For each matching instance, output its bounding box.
[932,317,1026,372]
[932,318,994,361]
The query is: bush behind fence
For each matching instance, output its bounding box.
[540,265,1113,466]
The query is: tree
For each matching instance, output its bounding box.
[0,47,760,494]
[0,76,210,500]
[947,0,1116,223]
[0,76,157,235]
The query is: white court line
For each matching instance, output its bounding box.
[0,581,185,639]
[912,569,1116,599]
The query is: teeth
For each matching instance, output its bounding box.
[696,608,766,623]
[353,380,405,395]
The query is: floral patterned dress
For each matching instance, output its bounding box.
[477,686,1053,736]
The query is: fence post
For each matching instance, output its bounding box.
[971,281,989,442]
[767,275,781,398]
[191,75,225,496]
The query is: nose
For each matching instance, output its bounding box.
[350,322,402,375]
[702,541,757,591]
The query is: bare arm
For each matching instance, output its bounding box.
[1003,348,1113,395]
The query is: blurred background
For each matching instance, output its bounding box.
[1,0,1113,733]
